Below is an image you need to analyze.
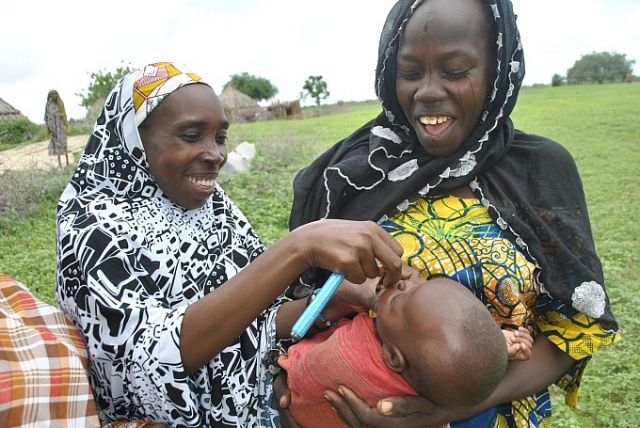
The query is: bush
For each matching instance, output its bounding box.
[76,65,132,110]
[551,73,566,87]
[0,118,43,146]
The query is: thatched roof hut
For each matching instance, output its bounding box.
[0,97,25,121]
[219,85,271,123]
[267,100,302,119]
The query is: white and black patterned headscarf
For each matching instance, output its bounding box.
[290,0,618,331]
[58,62,207,204]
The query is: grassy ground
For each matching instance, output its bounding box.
[0,85,638,426]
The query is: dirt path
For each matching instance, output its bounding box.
[0,135,89,173]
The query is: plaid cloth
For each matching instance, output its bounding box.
[0,274,157,428]
[0,273,101,427]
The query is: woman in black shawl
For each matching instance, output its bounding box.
[281,0,621,426]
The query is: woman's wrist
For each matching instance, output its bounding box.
[284,222,320,272]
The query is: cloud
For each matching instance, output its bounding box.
[1,0,396,121]
[0,0,637,123]
[0,44,42,84]
[511,0,640,85]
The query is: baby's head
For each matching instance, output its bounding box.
[375,276,507,410]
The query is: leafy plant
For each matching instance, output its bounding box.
[75,63,132,111]
[0,118,43,147]
[301,75,330,107]
[551,73,565,87]
[223,72,278,102]
[567,51,635,85]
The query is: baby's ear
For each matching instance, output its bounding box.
[381,343,406,373]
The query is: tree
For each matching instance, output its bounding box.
[566,51,635,85]
[551,73,565,87]
[301,75,330,107]
[223,73,278,102]
[76,64,132,110]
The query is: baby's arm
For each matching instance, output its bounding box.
[503,327,534,361]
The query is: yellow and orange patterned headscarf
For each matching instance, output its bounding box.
[132,61,209,127]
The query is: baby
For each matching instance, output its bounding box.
[278,276,532,428]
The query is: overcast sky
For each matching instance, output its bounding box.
[1,0,639,123]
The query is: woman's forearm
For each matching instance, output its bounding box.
[472,334,576,413]
[276,299,308,340]
[181,234,308,373]
[180,220,402,373]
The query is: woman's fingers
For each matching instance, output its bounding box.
[325,386,444,428]
[299,220,402,284]
[273,373,291,409]
[375,394,437,418]
[324,387,372,428]
[371,224,403,286]
[273,373,302,428]
[349,221,402,285]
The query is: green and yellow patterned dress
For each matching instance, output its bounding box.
[381,194,620,428]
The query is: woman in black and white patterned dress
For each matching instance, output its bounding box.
[55,62,403,428]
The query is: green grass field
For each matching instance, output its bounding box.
[1,83,638,427]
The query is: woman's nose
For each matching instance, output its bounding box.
[413,75,446,102]
[201,140,225,165]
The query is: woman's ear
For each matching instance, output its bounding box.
[381,343,407,373]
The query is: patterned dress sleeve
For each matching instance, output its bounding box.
[534,292,621,406]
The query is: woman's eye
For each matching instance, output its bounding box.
[216,134,228,145]
[443,69,470,79]
[397,69,421,80]
[182,133,201,142]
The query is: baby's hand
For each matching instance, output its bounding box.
[503,327,534,361]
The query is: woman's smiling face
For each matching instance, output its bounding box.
[395,0,495,157]
[138,84,229,210]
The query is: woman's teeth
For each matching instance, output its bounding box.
[189,177,214,188]
[419,116,450,125]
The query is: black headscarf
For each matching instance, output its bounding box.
[289,0,618,331]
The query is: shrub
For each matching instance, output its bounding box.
[0,118,43,146]
[551,73,566,87]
